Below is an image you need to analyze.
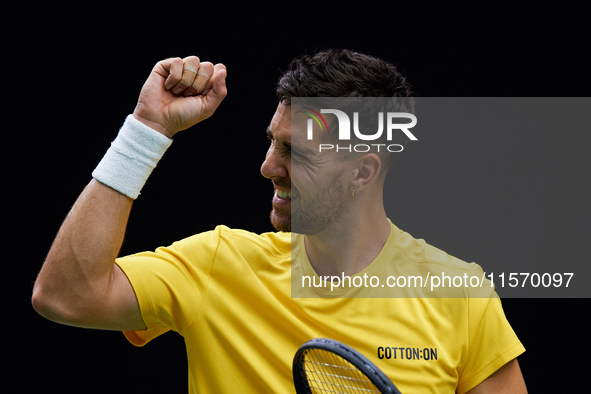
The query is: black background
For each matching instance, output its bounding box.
[6,2,589,392]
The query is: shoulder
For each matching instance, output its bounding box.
[385,222,493,298]
[171,226,291,266]
[213,226,291,254]
[118,226,290,269]
[172,225,289,248]
[389,223,473,270]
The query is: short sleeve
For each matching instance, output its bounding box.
[456,296,525,393]
[115,227,223,346]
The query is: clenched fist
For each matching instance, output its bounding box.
[132,56,227,138]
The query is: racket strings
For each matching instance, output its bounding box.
[301,349,381,393]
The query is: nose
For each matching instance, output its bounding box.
[260,144,289,180]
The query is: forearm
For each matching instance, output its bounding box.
[32,179,133,322]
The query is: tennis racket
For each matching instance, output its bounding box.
[293,338,402,394]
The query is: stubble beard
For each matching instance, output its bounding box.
[270,177,346,235]
[270,202,292,233]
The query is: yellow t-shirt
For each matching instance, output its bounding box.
[115,222,524,393]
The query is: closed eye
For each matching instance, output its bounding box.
[266,127,292,154]
[291,149,307,160]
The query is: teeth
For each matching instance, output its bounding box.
[277,190,292,199]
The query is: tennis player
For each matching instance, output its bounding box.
[32,50,527,393]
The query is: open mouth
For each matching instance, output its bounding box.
[276,190,292,199]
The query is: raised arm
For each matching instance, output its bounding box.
[31,56,227,331]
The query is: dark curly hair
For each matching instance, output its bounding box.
[276,48,412,103]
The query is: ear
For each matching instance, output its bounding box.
[350,153,382,194]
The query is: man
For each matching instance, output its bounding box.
[32,49,526,392]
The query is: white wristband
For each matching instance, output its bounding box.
[92,115,173,199]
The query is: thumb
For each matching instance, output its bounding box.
[203,66,227,102]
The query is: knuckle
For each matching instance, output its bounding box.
[184,55,200,63]
[199,62,215,72]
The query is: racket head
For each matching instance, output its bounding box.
[293,338,401,394]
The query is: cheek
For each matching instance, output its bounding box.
[292,167,340,198]
[289,162,315,188]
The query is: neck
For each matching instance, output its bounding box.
[304,196,391,277]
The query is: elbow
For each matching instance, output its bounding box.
[31,282,62,324]
[31,281,80,326]
[31,277,110,329]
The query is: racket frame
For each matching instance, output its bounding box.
[292,337,401,394]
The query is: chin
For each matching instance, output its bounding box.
[270,210,291,233]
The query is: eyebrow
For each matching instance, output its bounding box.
[266,126,291,149]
